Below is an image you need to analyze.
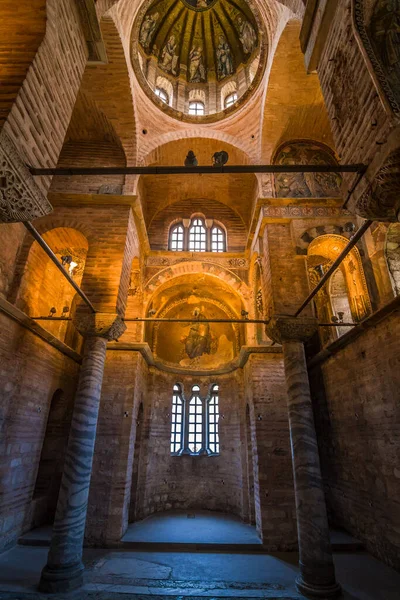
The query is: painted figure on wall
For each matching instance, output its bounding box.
[183,0,216,9]
[189,46,206,82]
[237,16,257,54]
[370,1,400,77]
[216,35,234,79]
[140,12,159,48]
[181,307,215,359]
[274,143,341,198]
[160,35,179,75]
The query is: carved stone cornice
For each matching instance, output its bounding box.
[266,315,318,345]
[355,148,400,222]
[73,313,126,340]
[0,132,52,223]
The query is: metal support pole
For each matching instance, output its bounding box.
[294,219,373,317]
[24,222,96,314]
[28,164,366,177]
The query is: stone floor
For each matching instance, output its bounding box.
[8,511,399,600]
[1,544,400,600]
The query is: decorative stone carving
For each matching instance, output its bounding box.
[265,315,318,345]
[0,132,52,223]
[261,206,350,218]
[274,141,342,198]
[353,0,400,117]
[356,147,400,221]
[146,255,248,269]
[74,313,126,340]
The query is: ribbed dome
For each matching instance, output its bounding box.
[137,0,259,83]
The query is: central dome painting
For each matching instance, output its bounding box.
[131,0,265,120]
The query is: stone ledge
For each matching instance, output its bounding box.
[308,295,400,369]
[0,297,82,364]
[106,342,282,375]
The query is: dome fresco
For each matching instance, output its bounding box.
[132,0,265,120]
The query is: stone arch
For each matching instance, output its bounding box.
[385,223,400,296]
[143,261,251,309]
[139,130,255,165]
[295,222,358,255]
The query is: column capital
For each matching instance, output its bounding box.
[73,312,126,341]
[356,146,400,222]
[0,131,53,223]
[266,315,318,344]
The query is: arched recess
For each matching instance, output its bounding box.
[30,388,73,528]
[0,1,46,128]
[386,223,400,296]
[307,234,372,345]
[295,222,358,255]
[272,139,342,198]
[14,227,89,349]
[144,270,249,371]
[138,137,257,228]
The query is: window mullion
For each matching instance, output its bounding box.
[182,393,191,454]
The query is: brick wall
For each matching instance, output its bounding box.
[135,369,246,521]
[310,307,400,571]
[244,353,297,550]
[0,313,79,551]
[148,198,247,252]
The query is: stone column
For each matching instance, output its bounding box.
[39,313,126,594]
[266,315,341,599]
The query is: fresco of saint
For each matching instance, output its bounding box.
[181,308,213,359]
[216,35,234,79]
[139,12,159,48]
[237,16,257,54]
[189,46,206,82]
[160,35,179,75]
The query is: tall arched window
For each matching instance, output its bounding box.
[211,226,226,252]
[188,101,205,116]
[224,92,237,108]
[169,224,184,251]
[188,385,203,454]
[207,385,220,454]
[189,218,206,252]
[170,384,184,454]
[155,87,169,104]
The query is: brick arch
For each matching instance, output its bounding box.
[139,130,255,165]
[295,222,358,255]
[144,261,252,308]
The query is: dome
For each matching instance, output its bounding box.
[131,0,266,121]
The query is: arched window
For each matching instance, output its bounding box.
[224,92,237,108]
[188,385,203,454]
[207,385,220,454]
[169,224,184,251]
[189,218,206,252]
[155,87,169,104]
[188,101,205,116]
[170,384,184,454]
[211,226,226,252]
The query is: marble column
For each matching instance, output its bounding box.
[266,316,341,599]
[39,313,126,593]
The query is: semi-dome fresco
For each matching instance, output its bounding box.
[131,0,265,120]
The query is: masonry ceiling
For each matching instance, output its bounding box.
[261,20,335,162]
[140,137,257,226]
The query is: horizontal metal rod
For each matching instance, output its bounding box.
[294,219,373,317]
[24,222,96,314]
[124,317,266,324]
[28,163,366,176]
[32,316,72,320]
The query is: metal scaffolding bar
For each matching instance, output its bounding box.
[24,222,96,313]
[294,219,373,317]
[28,163,366,177]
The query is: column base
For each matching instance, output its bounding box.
[38,561,84,594]
[296,575,342,599]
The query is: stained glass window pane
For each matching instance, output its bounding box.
[170,225,184,251]
[211,227,225,252]
[188,387,203,453]
[208,384,220,454]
